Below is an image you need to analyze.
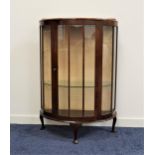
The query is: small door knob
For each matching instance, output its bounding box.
[53,67,57,72]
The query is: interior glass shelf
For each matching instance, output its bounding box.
[44,81,111,87]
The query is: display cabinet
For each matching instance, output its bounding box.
[39,18,118,143]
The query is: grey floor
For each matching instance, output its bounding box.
[11,124,144,155]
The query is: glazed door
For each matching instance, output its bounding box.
[41,23,116,118]
[57,24,96,117]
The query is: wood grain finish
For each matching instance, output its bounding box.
[82,25,85,116]
[68,26,71,115]
[114,26,118,110]
[40,18,117,26]
[95,24,103,117]
[51,23,58,115]
[111,26,114,111]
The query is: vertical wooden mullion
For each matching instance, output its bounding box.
[82,25,85,116]
[68,26,70,116]
[114,26,118,110]
[95,23,103,117]
[51,23,58,115]
[40,25,44,109]
[111,26,114,111]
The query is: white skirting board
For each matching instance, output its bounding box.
[10,114,144,127]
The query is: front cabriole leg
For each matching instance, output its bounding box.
[70,123,81,144]
[111,116,117,132]
[40,114,45,130]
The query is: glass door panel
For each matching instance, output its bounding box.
[58,25,69,115]
[102,26,113,113]
[43,25,52,111]
[70,25,83,114]
[58,24,96,117]
[84,25,95,115]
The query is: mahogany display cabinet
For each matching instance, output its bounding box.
[39,18,118,144]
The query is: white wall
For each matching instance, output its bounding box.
[10,0,144,127]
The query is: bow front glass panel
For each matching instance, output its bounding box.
[58,25,95,117]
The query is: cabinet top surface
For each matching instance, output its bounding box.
[40,18,118,26]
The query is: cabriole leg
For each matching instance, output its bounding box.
[111,116,117,132]
[70,123,81,144]
[40,114,45,130]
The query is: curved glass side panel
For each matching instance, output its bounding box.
[43,25,52,111]
[102,26,113,114]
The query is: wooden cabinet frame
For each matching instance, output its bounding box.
[39,18,118,143]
